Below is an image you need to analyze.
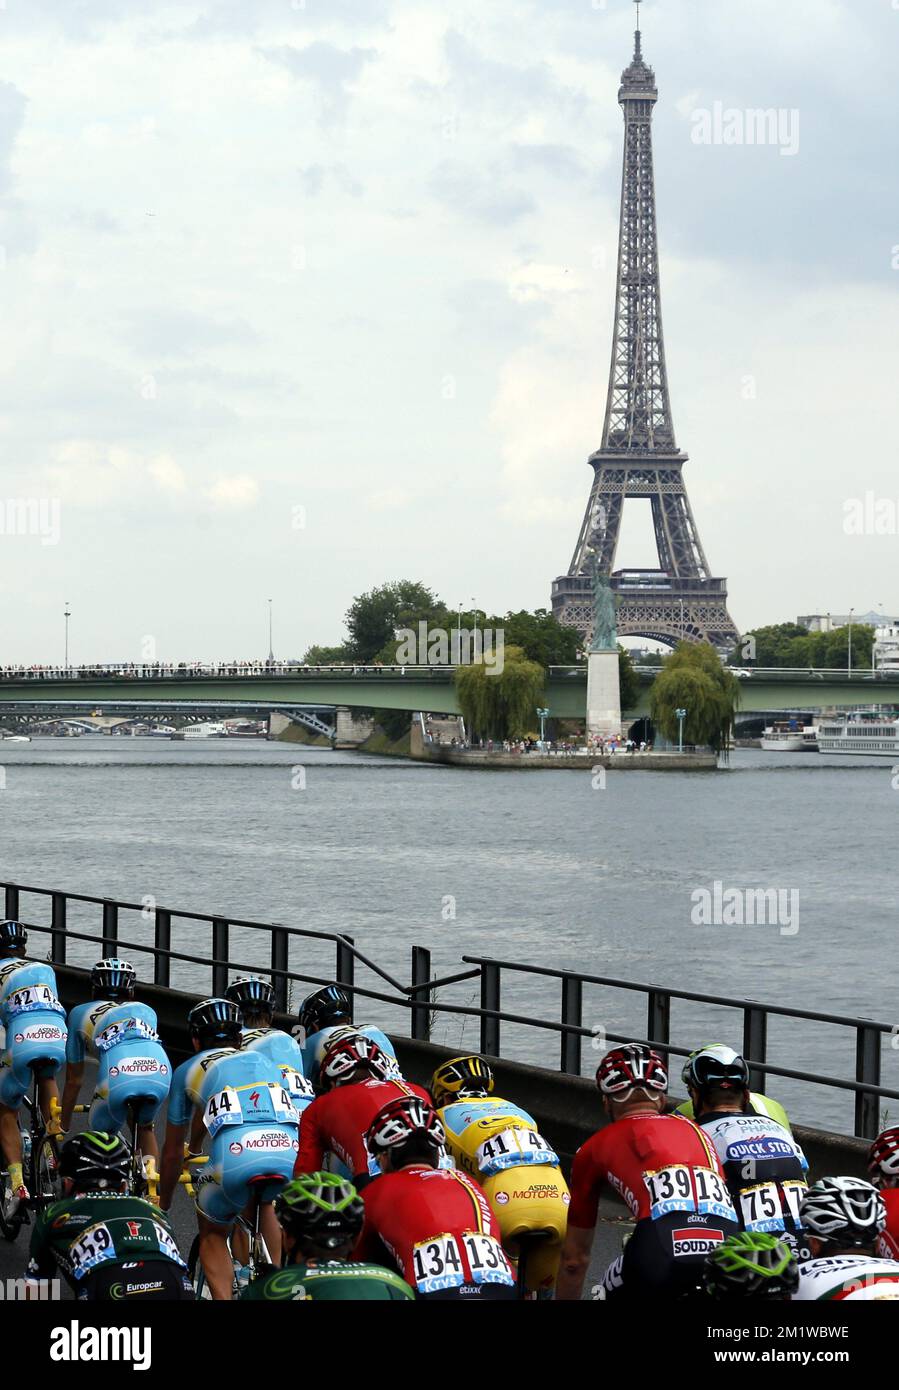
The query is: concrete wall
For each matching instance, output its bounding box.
[55,967,869,1191]
[334,706,375,748]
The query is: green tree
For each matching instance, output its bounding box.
[618,646,639,710]
[455,646,545,739]
[651,642,740,753]
[491,609,582,667]
[301,643,352,665]
[345,581,441,662]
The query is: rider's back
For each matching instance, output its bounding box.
[569,1112,724,1225]
[793,1253,899,1300]
[241,1260,414,1301]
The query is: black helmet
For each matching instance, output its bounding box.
[704,1231,799,1299]
[275,1173,365,1249]
[682,1044,750,1095]
[225,975,275,1014]
[0,920,27,954]
[297,985,351,1036]
[59,1131,131,1192]
[91,957,137,1001]
[188,997,242,1046]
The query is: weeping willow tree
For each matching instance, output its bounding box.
[455,645,545,740]
[650,643,740,754]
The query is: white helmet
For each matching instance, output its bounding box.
[800,1177,886,1247]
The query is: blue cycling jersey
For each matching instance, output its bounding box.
[66,1000,161,1063]
[0,959,65,1024]
[168,1047,298,1128]
[240,1027,313,1112]
[302,1023,400,1084]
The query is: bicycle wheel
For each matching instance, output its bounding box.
[0,1167,24,1242]
[187,1234,213,1300]
[29,1133,61,1214]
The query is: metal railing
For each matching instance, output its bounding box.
[2,878,895,1139]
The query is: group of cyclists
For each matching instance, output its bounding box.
[1,917,899,1301]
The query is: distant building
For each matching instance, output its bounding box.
[873,625,899,672]
[798,611,891,633]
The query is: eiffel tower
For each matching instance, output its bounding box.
[551,6,738,650]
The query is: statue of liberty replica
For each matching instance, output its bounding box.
[586,555,622,740]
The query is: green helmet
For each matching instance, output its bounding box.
[275,1172,364,1249]
[703,1231,799,1299]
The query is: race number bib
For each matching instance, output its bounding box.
[204,1082,297,1136]
[95,1017,159,1052]
[68,1223,117,1279]
[279,1067,314,1103]
[460,1232,514,1286]
[204,1086,243,1136]
[740,1180,806,1233]
[153,1221,187,1268]
[476,1127,558,1177]
[6,985,63,1018]
[644,1165,736,1222]
[412,1234,465,1293]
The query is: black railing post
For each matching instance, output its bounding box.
[743,1005,768,1093]
[336,935,355,1010]
[560,975,583,1075]
[647,989,670,1054]
[101,900,118,957]
[154,909,171,988]
[211,919,229,996]
[480,962,501,1057]
[5,885,19,919]
[855,1025,882,1139]
[411,945,432,1042]
[271,926,289,1013]
[51,892,67,964]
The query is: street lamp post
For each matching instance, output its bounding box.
[471,599,478,641]
[536,707,550,746]
[64,601,71,668]
[847,607,854,674]
[675,706,687,754]
[267,598,274,663]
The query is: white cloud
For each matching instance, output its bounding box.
[205,474,260,509]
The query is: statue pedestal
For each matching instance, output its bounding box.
[586,649,622,739]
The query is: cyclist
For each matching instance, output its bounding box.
[683,1043,808,1254]
[0,920,67,1222]
[793,1176,899,1299]
[868,1126,899,1259]
[355,1095,517,1299]
[677,1042,792,1131]
[62,958,171,1163]
[241,1172,414,1300]
[25,1130,194,1301]
[294,1033,430,1187]
[226,975,313,1115]
[297,985,399,1085]
[431,1054,570,1295]
[556,1043,739,1301]
[158,998,300,1300]
[703,1230,799,1299]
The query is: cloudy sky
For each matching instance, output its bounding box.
[0,0,897,662]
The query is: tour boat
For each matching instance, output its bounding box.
[815,715,899,756]
[760,723,807,752]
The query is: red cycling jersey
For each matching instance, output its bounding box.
[355,1165,515,1293]
[567,1111,727,1229]
[876,1188,899,1260]
[294,1078,430,1181]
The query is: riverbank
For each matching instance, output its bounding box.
[412,745,718,771]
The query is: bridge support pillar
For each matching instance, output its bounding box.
[334,707,374,749]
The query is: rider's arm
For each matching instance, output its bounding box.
[554,1140,602,1301]
[159,1120,187,1211]
[60,1062,84,1132]
[555,1225,595,1301]
[292,1099,325,1176]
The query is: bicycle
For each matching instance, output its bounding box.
[0,1061,64,1241]
[187,1172,278,1300]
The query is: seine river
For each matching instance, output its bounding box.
[1,737,896,1134]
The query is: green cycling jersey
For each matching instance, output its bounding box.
[241,1259,415,1301]
[676,1092,792,1132]
[26,1192,186,1290]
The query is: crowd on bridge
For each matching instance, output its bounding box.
[0,661,433,681]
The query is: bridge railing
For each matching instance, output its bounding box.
[2,878,895,1139]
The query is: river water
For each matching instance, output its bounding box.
[0,737,895,1134]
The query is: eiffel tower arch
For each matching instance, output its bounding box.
[551,15,738,651]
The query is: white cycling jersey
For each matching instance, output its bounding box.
[793,1254,899,1300]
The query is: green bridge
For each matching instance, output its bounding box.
[0,665,895,724]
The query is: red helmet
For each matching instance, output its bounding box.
[596,1043,668,1098]
[868,1127,899,1187]
[365,1096,446,1155]
[319,1033,390,1091]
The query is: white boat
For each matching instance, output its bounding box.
[177,722,228,740]
[760,723,807,751]
[815,715,899,756]
[1,734,31,743]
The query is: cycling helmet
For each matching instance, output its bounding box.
[319,1033,390,1090]
[0,920,27,954]
[800,1177,886,1248]
[188,997,243,1046]
[868,1127,899,1188]
[225,975,275,1013]
[366,1096,446,1157]
[430,1055,494,1108]
[91,957,137,1001]
[59,1131,131,1192]
[596,1044,668,1098]
[703,1231,799,1299]
[682,1043,749,1095]
[297,984,352,1036]
[275,1173,365,1249]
